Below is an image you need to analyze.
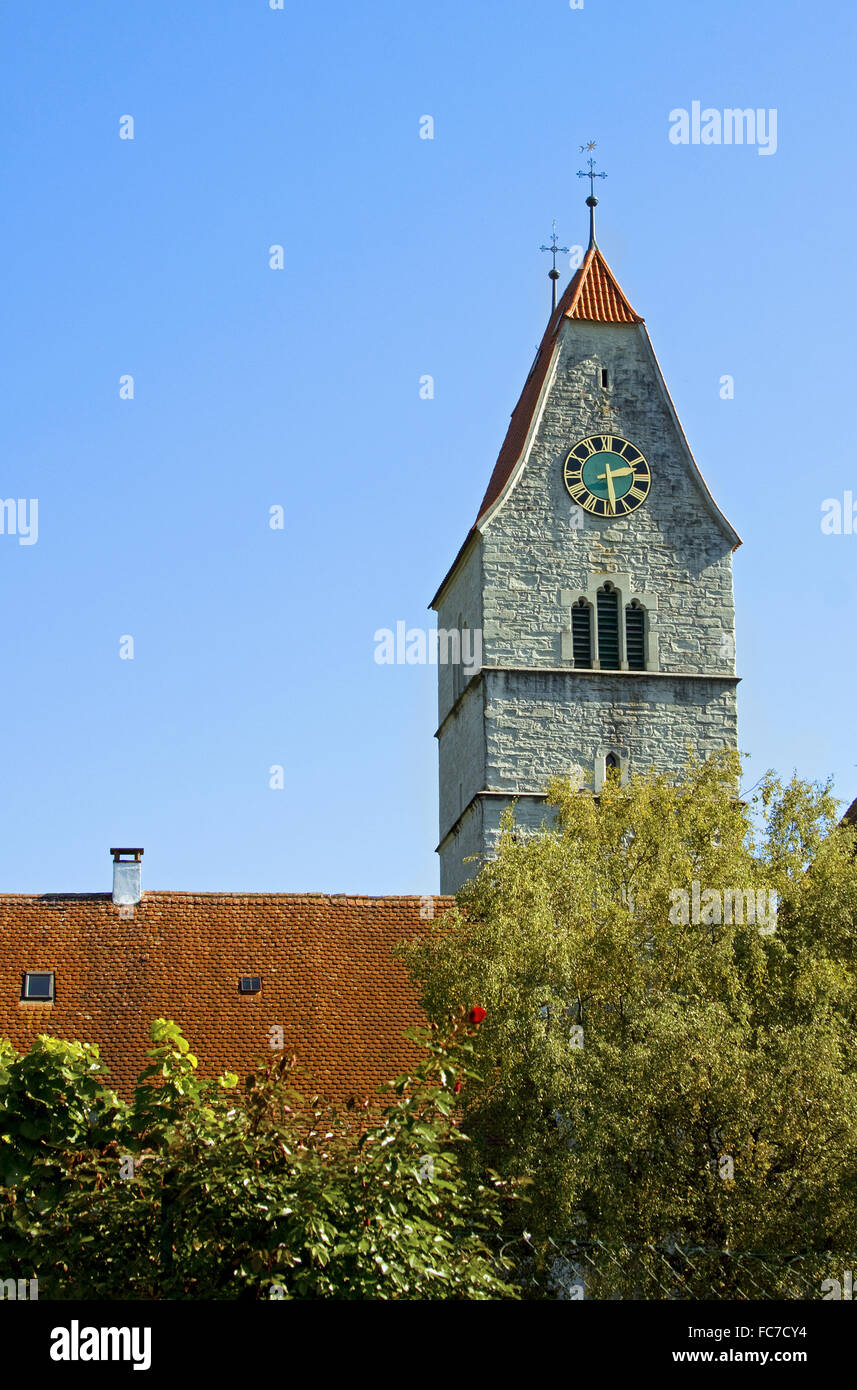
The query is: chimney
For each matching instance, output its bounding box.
[110,848,144,905]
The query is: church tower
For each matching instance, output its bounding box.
[431,175,741,893]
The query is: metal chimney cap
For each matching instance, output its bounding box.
[110,848,144,862]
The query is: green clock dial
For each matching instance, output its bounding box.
[563,434,651,517]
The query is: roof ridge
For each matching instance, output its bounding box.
[0,891,455,903]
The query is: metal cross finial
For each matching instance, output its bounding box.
[540,219,570,312]
[577,141,607,246]
[577,141,607,198]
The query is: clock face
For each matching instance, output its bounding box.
[563,434,651,517]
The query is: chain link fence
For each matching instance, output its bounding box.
[548,1242,857,1300]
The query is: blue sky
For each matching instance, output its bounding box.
[1,0,854,895]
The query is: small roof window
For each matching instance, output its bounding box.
[238,976,261,994]
[22,972,54,1001]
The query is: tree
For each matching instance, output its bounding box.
[400,752,857,1296]
[0,1018,517,1299]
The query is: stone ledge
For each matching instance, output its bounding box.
[481,666,740,681]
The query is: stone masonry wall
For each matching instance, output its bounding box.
[435,538,484,725]
[482,668,738,793]
[436,314,740,892]
[480,320,737,678]
[437,675,485,849]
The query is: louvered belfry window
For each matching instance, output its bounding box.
[597,585,620,669]
[625,600,646,670]
[571,599,592,667]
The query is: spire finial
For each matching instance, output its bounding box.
[576,140,607,247]
[540,219,570,313]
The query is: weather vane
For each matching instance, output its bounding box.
[577,140,607,245]
[540,219,570,312]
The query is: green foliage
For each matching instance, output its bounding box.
[0,1017,516,1299]
[400,753,857,1293]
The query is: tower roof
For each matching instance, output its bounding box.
[430,232,740,612]
[561,244,643,326]
[474,247,642,527]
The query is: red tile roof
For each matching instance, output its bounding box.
[431,244,642,608]
[563,245,643,327]
[0,893,449,1100]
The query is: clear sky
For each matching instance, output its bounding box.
[1,0,854,895]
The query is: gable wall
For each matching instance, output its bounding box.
[480,320,737,677]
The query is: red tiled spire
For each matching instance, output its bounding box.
[562,244,642,325]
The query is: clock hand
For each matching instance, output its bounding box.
[597,461,633,513]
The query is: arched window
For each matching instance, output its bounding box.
[596,584,620,670]
[605,752,621,776]
[625,600,646,671]
[571,598,592,667]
